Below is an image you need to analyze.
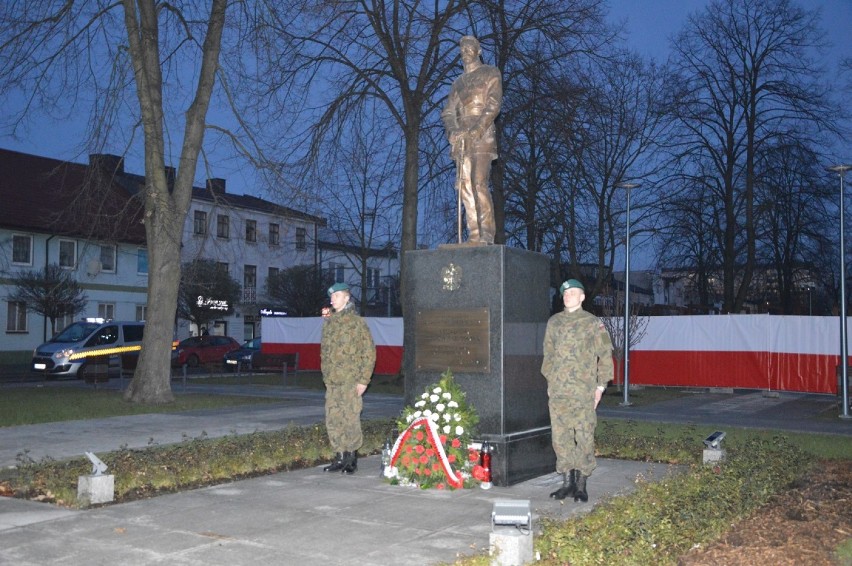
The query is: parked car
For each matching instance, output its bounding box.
[32,319,145,380]
[223,337,299,373]
[223,337,262,371]
[172,335,240,367]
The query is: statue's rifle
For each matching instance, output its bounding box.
[454,135,465,244]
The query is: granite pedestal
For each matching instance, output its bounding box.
[402,245,555,485]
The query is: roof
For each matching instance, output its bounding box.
[191,187,326,226]
[0,148,146,244]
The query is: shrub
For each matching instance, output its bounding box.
[534,435,809,565]
[5,419,396,507]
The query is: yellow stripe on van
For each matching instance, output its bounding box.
[68,345,142,360]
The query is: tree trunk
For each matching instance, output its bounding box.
[121,0,228,403]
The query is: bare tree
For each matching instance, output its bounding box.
[0,1,230,403]
[597,289,648,390]
[535,52,672,299]
[755,137,835,313]
[312,102,403,315]
[7,264,87,339]
[667,0,837,313]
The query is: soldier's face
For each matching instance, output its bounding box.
[562,288,584,312]
[330,291,350,312]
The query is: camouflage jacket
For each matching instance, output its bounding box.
[320,305,376,386]
[541,308,613,398]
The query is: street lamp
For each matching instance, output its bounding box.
[616,181,640,407]
[827,164,851,420]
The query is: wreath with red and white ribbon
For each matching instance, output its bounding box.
[390,416,465,489]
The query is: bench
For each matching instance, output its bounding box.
[261,352,300,376]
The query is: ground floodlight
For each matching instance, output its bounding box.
[491,499,531,533]
[703,431,726,449]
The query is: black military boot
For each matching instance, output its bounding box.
[574,472,588,502]
[341,451,358,474]
[323,452,345,472]
[549,469,577,500]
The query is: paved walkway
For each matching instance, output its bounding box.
[0,380,849,565]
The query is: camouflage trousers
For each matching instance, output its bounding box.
[324,383,364,453]
[548,396,597,476]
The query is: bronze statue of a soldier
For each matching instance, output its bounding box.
[442,35,502,245]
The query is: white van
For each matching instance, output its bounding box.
[31,319,145,379]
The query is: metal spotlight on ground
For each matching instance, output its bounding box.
[702,431,726,464]
[490,499,532,566]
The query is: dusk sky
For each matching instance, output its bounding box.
[0,0,849,197]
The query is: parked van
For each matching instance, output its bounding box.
[31,319,145,379]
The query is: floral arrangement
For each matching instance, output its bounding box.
[384,369,481,490]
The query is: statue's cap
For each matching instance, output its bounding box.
[460,35,480,49]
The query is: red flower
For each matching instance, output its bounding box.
[432,462,441,471]
[405,445,413,453]
[469,450,480,462]
[437,483,445,490]
[416,430,424,441]
[451,438,461,448]
[414,468,421,475]
[448,454,456,463]
[472,465,488,481]
[401,455,410,466]
[425,448,435,457]
[440,435,447,444]
[415,445,425,454]
[423,468,432,476]
[419,455,429,464]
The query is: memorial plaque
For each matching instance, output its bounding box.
[415,308,490,372]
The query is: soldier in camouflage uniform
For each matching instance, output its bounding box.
[321,282,376,474]
[541,279,613,502]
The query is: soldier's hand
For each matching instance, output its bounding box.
[356,383,368,396]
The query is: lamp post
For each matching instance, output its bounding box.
[827,164,851,419]
[616,182,640,407]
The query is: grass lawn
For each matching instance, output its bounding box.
[0,386,281,427]
[202,370,405,395]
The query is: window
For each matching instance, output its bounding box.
[53,313,74,334]
[330,263,345,283]
[100,244,116,273]
[194,210,208,236]
[12,235,32,265]
[245,219,257,243]
[269,223,280,246]
[135,305,147,321]
[7,301,27,332]
[367,267,381,289]
[217,214,230,239]
[137,248,148,274]
[296,227,307,251]
[122,323,145,342]
[217,262,229,274]
[244,265,257,289]
[98,303,115,320]
[244,265,257,304]
[59,239,77,269]
[268,267,279,280]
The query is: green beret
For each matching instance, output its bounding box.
[327,282,350,297]
[559,279,585,294]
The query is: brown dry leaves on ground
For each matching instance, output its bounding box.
[679,460,852,566]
